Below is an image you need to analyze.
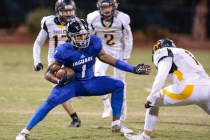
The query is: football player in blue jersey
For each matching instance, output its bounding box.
[16,18,151,140]
[33,0,81,127]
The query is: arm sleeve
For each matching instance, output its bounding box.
[122,25,133,59]
[148,57,172,99]
[33,29,48,66]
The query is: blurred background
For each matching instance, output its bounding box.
[0,0,210,49]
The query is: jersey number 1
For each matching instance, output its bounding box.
[82,64,86,78]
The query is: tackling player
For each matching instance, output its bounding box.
[32,0,81,127]
[124,38,210,140]
[16,17,151,140]
[87,0,133,121]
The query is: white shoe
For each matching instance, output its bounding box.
[16,129,29,140]
[111,124,133,134]
[124,132,150,140]
[120,124,133,134]
[102,105,112,118]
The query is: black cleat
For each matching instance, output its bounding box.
[68,119,81,127]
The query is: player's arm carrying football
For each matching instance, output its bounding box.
[97,49,151,75]
[45,61,74,86]
[45,61,62,84]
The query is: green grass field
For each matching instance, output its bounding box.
[0,44,210,140]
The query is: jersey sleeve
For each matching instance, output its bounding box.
[117,12,130,28]
[117,12,133,59]
[41,17,49,32]
[147,57,173,102]
[86,11,99,35]
[90,35,103,56]
[54,45,66,64]
[33,29,48,66]
[153,48,174,67]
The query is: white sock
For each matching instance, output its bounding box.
[103,98,110,107]
[21,128,30,135]
[111,120,121,127]
[144,107,159,131]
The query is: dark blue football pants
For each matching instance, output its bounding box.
[27,76,124,129]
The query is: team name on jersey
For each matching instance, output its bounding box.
[97,30,116,33]
[53,30,66,34]
[73,56,93,66]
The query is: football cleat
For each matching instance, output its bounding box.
[68,118,81,127]
[111,124,121,133]
[124,132,150,140]
[102,105,112,118]
[111,124,133,134]
[120,124,133,134]
[16,129,29,140]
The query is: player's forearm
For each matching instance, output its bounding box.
[33,29,48,65]
[45,72,59,84]
[44,62,61,84]
[114,59,134,72]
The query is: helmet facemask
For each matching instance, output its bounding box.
[66,18,90,49]
[97,0,118,18]
[67,31,90,49]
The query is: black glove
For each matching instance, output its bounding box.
[34,63,43,71]
[57,71,75,86]
[145,100,153,108]
[133,64,151,75]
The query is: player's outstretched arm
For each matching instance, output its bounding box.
[97,49,151,75]
[145,57,172,108]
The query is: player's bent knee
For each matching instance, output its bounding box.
[115,80,124,89]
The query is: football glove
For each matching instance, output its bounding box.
[57,71,75,86]
[134,64,151,75]
[34,63,43,71]
[144,95,156,108]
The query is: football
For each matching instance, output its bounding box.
[55,67,75,80]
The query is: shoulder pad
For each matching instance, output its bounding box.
[90,35,102,50]
[153,48,173,66]
[87,11,100,24]
[41,15,55,28]
[116,11,130,27]
[54,43,71,63]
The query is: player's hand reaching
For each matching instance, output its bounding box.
[34,63,44,71]
[134,64,151,75]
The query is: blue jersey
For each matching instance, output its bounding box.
[54,35,102,81]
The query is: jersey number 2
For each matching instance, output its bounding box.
[104,34,115,46]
